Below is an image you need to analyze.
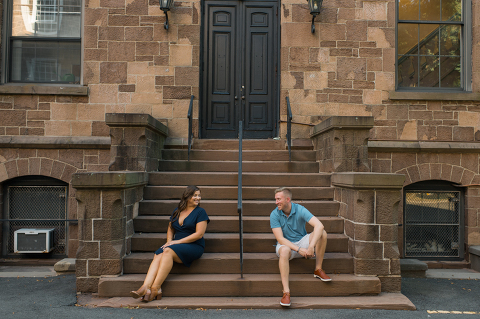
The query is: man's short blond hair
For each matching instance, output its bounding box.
[275,187,292,200]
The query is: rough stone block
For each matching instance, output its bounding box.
[354,223,379,241]
[76,277,99,293]
[353,191,375,224]
[378,275,401,292]
[88,259,122,276]
[99,240,125,260]
[93,218,125,241]
[376,190,400,224]
[353,241,384,259]
[355,259,390,276]
[76,241,99,259]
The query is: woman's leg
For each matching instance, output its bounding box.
[151,247,182,290]
[131,253,163,298]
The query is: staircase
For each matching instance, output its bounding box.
[95,139,413,308]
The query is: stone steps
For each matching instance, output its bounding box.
[139,199,340,216]
[148,171,331,187]
[143,186,333,200]
[98,274,380,298]
[123,252,354,274]
[133,216,344,233]
[89,294,416,310]
[131,233,348,253]
[158,160,319,173]
[162,149,317,161]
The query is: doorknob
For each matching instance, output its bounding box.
[241,86,245,100]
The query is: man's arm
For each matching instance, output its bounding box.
[305,216,325,258]
[272,227,301,252]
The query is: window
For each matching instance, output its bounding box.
[396,0,470,91]
[3,0,82,84]
[403,181,464,260]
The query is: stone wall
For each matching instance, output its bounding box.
[83,0,199,138]
[332,172,405,292]
[0,137,111,257]
[72,172,148,293]
[368,141,480,254]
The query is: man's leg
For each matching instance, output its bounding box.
[312,230,331,281]
[312,229,327,270]
[278,245,292,293]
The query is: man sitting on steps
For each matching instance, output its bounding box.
[270,187,332,307]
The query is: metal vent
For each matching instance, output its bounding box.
[404,191,461,258]
[6,186,67,255]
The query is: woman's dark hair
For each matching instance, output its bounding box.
[171,185,201,223]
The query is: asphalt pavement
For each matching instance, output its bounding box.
[0,268,479,319]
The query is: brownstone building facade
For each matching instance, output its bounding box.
[0,0,479,294]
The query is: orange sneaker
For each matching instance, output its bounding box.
[314,268,332,281]
[280,291,291,307]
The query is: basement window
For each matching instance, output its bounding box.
[404,180,464,260]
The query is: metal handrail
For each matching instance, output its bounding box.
[187,95,194,161]
[286,96,293,162]
[238,121,244,279]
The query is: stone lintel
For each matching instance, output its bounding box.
[388,91,480,101]
[368,140,480,153]
[332,172,405,189]
[105,113,168,137]
[0,136,111,149]
[0,84,89,95]
[310,116,374,138]
[72,172,148,189]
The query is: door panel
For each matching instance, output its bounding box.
[202,0,278,139]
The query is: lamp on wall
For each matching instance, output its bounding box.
[159,0,174,30]
[308,0,323,33]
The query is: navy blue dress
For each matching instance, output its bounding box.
[155,206,209,267]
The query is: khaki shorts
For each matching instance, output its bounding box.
[275,233,311,260]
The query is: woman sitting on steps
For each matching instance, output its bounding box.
[130,185,210,302]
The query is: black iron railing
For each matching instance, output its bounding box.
[187,95,194,161]
[286,96,292,162]
[238,121,244,278]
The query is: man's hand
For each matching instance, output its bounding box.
[298,247,315,259]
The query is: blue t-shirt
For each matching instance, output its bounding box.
[270,202,314,242]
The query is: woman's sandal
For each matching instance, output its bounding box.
[142,287,162,302]
[129,286,148,299]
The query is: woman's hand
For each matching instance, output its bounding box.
[162,240,180,249]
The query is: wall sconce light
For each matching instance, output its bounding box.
[308,0,323,33]
[159,0,174,30]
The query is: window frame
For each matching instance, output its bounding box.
[395,0,472,92]
[1,0,84,86]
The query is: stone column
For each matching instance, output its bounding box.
[106,113,168,172]
[332,172,405,292]
[72,172,148,293]
[310,116,374,173]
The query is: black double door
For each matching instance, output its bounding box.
[201,0,279,139]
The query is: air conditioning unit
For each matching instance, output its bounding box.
[14,228,54,253]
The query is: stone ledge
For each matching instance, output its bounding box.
[0,84,88,95]
[389,91,480,101]
[310,116,374,138]
[469,246,480,272]
[54,258,76,273]
[0,136,111,149]
[368,140,480,153]
[71,172,148,189]
[105,113,168,137]
[400,259,428,278]
[331,172,405,189]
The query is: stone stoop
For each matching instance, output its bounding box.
[97,139,387,307]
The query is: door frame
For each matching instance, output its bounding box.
[199,0,281,139]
